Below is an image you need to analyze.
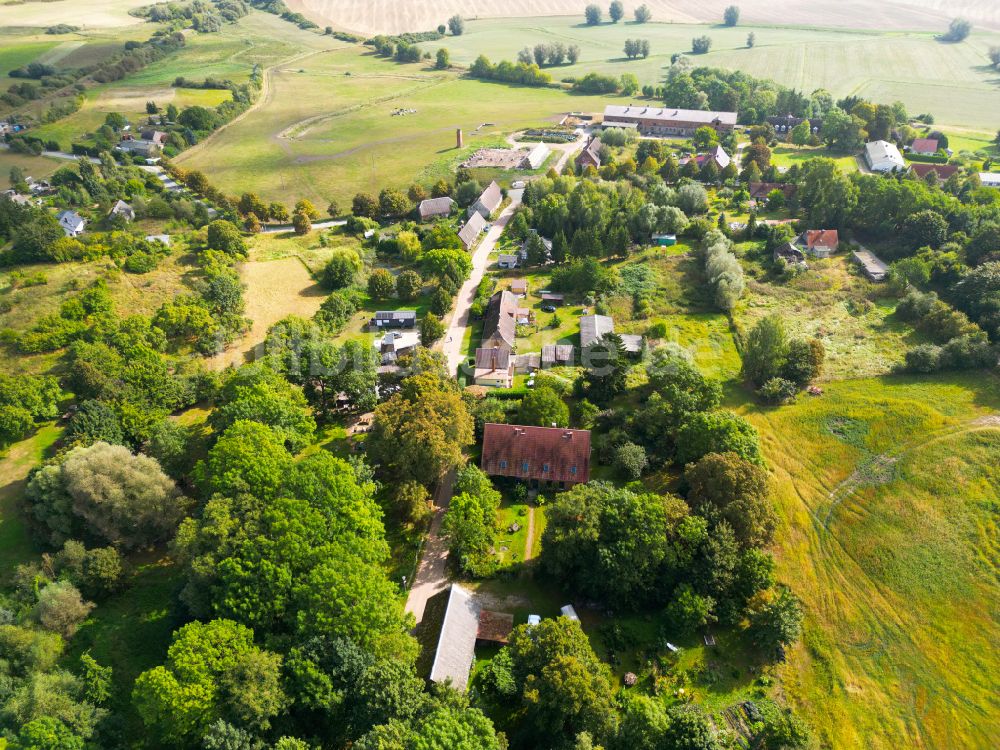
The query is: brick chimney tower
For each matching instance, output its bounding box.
[456,128,463,149]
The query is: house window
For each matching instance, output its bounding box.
[522,461,529,472]
[542,463,550,473]
[570,466,577,475]
[499,460,508,470]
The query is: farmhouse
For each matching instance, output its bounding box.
[498,253,519,269]
[576,137,602,170]
[864,140,906,173]
[852,248,889,282]
[418,197,454,221]
[794,229,839,258]
[375,330,420,365]
[580,314,643,354]
[140,129,168,146]
[908,163,959,182]
[603,104,737,136]
[680,145,731,172]
[469,181,503,219]
[481,423,591,487]
[767,114,822,134]
[519,231,552,263]
[482,290,519,350]
[979,173,1000,188]
[370,310,416,329]
[429,584,480,692]
[109,200,135,222]
[117,138,159,157]
[57,210,86,237]
[909,137,939,156]
[749,182,797,204]
[458,212,487,250]
[542,344,574,368]
[474,346,515,388]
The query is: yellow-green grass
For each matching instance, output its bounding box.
[0,150,64,183]
[733,256,922,380]
[419,17,1000,130]
[743,373,1000,749]
[0,38,60,84]
[0,423,61,582]
[494,501,531,568]
[175,45,637,206]
[29,85,233,151]
[121,11,338,89]
[770,145,861,172]
[249,225,363,275]
[0,252,193,376]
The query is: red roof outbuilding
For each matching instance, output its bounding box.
[803,229,839,251]
[481,423,591,485]
[909,163,959,181]
[910,138,939,155]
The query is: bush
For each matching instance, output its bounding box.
[758,377,798,405]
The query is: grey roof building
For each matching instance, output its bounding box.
[429,584,481,692]
[418,196,454,221]
[468,181,503,219]
[482,290,519,350]
[458,212,487,250]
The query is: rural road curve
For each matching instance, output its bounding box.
[0,143,99,164]
[404,468,456,624]
[439,188,524,378]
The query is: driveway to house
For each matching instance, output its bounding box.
[439,188,523,378]
[404,468,456,624]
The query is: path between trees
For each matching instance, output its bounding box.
[404,468,455,624]
[523,506,536,562]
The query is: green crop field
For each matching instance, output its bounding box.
[744,373,1000,749]
[418,17,1000,131]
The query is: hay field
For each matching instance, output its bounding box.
[286,0,1000,35]
[0,0,152,29]
[419,17,1000,130]
[745,374,1000,749]
[175,46,623,206]
[209,255,327,370]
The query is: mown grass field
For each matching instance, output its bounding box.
[0,0,152,29]
[418,17,1000,130]
[744,373,1000,749]
[175,45,631,206]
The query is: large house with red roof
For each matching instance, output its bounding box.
[909,163,959,183]
[794,229,839,258]
[481,423,591,487]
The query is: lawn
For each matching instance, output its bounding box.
[743,372,1000,749]
[418,16,1000,130]
[771,144,861,172]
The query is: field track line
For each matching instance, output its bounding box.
[821,414,1000,529]
[173,47,330,165]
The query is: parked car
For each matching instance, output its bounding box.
[541,304,557,312]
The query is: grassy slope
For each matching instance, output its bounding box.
[743,374,1000,749]
[175,45,633,206]
[419,17,1000,131]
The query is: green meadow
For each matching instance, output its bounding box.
[419,17,1000,131]
[744,374,1000,749]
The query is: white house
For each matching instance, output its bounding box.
[979,172,1000,188]
[864,140,905,173]
[57,210,86,237]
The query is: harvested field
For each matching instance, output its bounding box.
[286,0,1000,35]
[0,0,152,29]
[208,256,327,370]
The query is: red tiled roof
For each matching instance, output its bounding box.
[803,229,839,250]
[910,138,939,155]
[481,423,590,485]
[909,163,959,181]
[749,182,797,199]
